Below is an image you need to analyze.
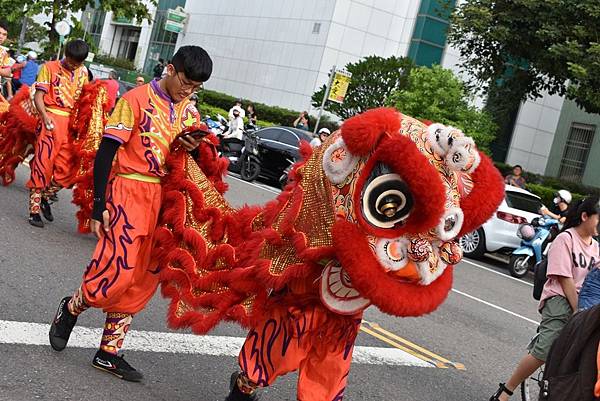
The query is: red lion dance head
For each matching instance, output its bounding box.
[158,107,505,334]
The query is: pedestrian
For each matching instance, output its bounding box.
[540,189,572,225]
[26,39,90,228]
[153,58,164,79]
[310,127,331,147]
[48,45,213,382]
[104,70,120,110]
[293,111,309,130]
[135,75,145,86]
[246,103,257,127]
[10,54,26,91]
[229,98,245,119]
[224,105,244,141]
[489,196,600,401]
[0,21,13,109]
[504,165,527,189]
[19,51,41,87]
[161,59,170,79]
[189,92,198,107]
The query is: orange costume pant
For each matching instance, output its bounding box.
[81,175,162,314]
[26,111,74,190]
[238,305,361,401]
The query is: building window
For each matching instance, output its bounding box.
[558,123,596,182]
[143,0,187,75]
[312,22,321,34]
[407,0,456,67]
[87,9,107,48]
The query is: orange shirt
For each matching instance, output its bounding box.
[34,60,88,111]
[0,47,10,68]
[104,80,201,178]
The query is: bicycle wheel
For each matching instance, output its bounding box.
[520,368,544,401]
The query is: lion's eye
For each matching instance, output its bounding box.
[361,164,413,229]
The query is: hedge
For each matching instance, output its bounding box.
[198,89,340,132]
[197,103,276,128]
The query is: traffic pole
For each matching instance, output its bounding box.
[314,65,335,135]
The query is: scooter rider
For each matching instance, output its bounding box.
[221,105,244,153]
[541,190,572,225]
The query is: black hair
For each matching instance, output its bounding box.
[64,39,89,63]
[88,69,94,81]
[513,165,522,170]
[171,46,212,82]
[0,20,8,33]
[8,49,15,57]
[159,58,165,63]
[562,195,600,231]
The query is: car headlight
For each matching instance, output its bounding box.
[517,223,536,241]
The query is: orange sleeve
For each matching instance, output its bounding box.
[104,97,136,144]
[35,63,52,93]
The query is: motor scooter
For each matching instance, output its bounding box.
[508,216,560,278]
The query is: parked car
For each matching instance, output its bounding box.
[239,126,312,184]
[459,185,543,259]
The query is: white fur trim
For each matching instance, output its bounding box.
[322,137,360,185]
[445,136,481,173]
[435,207,465,241]
[375,237,410,271]
[320,262,370,315]
[426,123,448,156]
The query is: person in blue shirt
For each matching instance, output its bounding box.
[19,51,40,87]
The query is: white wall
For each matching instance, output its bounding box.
[506,92,565,174]
[180,0,336,112]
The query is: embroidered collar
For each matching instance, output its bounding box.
[151,78,176,123]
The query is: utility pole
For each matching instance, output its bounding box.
[313,65,335,135]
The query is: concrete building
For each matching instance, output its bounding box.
[85,0,598,187]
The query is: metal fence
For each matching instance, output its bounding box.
[558,122,596,182]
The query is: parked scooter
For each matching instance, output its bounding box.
[508,216,560,278]
[239,131,261,181]
[203,114,228,136]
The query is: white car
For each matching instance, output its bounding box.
[459,185,543,258]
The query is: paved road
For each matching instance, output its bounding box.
[0,166,542,401]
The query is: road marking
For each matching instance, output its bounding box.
[0,320,432,368]
[451,289,538,325]
[361,321,465,370]
[462,258,534,287]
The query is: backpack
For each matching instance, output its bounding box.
[533,231,573,300]
[540,304,600,401]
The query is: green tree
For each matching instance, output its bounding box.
[388,65,497,150]
[448,0,600,114]
[311,55,414,119]
[0,0,155,53]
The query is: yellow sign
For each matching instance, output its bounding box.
[327,69,352,104]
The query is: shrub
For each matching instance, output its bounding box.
[199,89,340,132]
[93,54,136,70]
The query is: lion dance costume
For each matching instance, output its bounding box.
[153,107,505,400]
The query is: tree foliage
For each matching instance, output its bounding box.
[388,65,497,150]
[449,0,600,114]
[311,55,414,119]
[0,0,155,53]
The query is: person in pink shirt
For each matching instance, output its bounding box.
[490,196,600,401]
[104,70,120,110]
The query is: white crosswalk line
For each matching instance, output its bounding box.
[0,319,432,368]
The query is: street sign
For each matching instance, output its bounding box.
[54,21,71,37]
[327,69,352,104]
[165,6,188,33]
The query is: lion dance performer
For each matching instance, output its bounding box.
[147,106,506,400]
[25,39,91,227]
[48,46,215,382]
[0,20,14,113]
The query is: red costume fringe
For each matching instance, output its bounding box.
[0,86,39,186]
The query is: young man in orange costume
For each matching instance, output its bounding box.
[26,39,89,227]
[48,46,213,381]
[0,20,13,111]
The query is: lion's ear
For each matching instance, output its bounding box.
[341,107,401,156]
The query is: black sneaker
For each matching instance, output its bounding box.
[28,213,44,228]
[92,350,144,382]
[40,198,54,222]
[225,372,260,401]
[49,296,77,351]
[48,193,59,203]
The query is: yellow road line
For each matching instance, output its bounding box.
[360,321,465,370]
[358,326,445,369]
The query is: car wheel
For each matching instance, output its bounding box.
[241,157,260,182]
[459,228,486,259]
[508,255,533,278]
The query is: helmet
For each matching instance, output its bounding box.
[232,105,243,115]
[517,223,536,241]
[557,190,572,204]
[318,127,331,136]
[190,93,198,101]
[16,55,26,63]
[26,51,37,60]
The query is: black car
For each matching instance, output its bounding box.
[239,126,313,184]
